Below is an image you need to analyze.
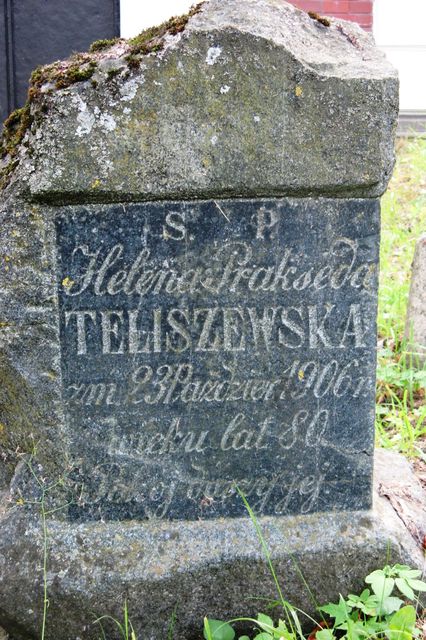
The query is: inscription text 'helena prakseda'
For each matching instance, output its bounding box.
[56,199,379,521]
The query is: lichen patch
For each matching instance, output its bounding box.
[206,46,222,65]
[99,113,117,132]
[75,98,96,137]
[120,77,145,102]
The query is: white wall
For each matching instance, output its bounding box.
[121,0,195,38]
[373,0,426,111]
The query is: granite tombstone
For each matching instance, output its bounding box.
[0,1,424,639]
[405,233,426,367]
[57,198,378,521]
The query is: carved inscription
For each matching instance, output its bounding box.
[66,358,369,407]
[56,199,379,521]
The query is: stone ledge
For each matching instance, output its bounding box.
[0,449,423,640]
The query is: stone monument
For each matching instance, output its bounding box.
[0,1,424,638]
[405,233,426,367]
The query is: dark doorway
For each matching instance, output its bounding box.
[1,0,120,124]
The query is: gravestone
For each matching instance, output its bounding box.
[405,233,426,367]
[0,1,423,639]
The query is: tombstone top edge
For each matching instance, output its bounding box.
[1,0,398,203]
[189,0,397,80]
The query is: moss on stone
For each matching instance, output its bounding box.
[106,68,122,81]
[89,37,120,53]
[0,355,44,466]
[56,60,97,89]
[0,2,205,190]
[30,55,97,91]
[1,105,32,157]
[0,104,32,189]
[0,54,99,189]
[308,11,331,27]
[125,2,204,67]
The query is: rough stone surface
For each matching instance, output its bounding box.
[0,450,423,640]
[0,1,407,639]
[377,447,426,547]
[405,233,426,367]
[3,0,397,202]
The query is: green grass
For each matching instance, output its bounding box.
[203,491,426,640]
[378,138,426,338]
[376,137,426,457]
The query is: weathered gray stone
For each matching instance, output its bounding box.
[0,450,423,640]
[0,1,410,639]
[405,233,426,367]
[2,0,397,203]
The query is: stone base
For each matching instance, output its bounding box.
[0,449,424,640]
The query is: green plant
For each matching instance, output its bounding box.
[203,612,306,640]
[203,490,426,640]
[377,345,426,395]
[16,450,72,640]
[167,604,178,640]
[376,387,426,457]
[376,341,426,458]
[93,599,179,639]
[95,601,137,640]
[378,138,426,341]
[204,617,236,640]
[376,138,426,459]
[204,565,426,640]
[317,564,426,640]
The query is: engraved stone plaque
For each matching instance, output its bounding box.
[56,198,379,521]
